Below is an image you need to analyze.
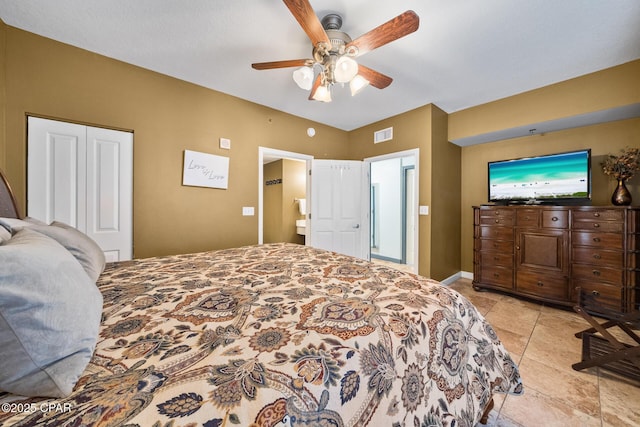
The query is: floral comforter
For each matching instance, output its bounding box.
[0,243,522,426]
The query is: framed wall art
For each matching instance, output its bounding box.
[182,149,229,189]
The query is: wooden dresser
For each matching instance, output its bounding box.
[472,205,639,311]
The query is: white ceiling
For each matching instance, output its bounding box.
[0,0,639,132]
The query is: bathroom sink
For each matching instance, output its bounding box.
[295,219,306,235]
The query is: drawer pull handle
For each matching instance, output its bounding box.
[495,219,500,223]
[592,270,601,276]
[593,223,600,228]
[593,254,601,260]
[594,212,600,217]
[593,237,601,243]
[516,245,521,250]
[494,256,500,261]
[493,273,500,278]
[525,216,530,220]
[591,290,600,297]
[537,281,544,287]
[552,217,559,222]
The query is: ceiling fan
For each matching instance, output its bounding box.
[251,0,419,102]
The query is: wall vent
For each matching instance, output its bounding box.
[373,127,393,143]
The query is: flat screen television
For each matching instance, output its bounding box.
[488,149,591,204]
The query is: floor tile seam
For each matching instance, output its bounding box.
[515,310,542,367]
[596,370,604,427]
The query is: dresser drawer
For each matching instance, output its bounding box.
[479,266,513,289]
[571,221,623,233]
[481,251,513,268]
[516,210,539,227]
[573,209,624,222]
[571,231,623,249]
[480,216,515,226]
[572,264,623,285]
[574,281,626,312]
[479,225,513,240]
[480,208,514,219]
[477,239,513,253]
[516,271,568,300]
[542,210,569,229]
[572,247,623,267]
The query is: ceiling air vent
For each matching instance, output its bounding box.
[373,127,393,144]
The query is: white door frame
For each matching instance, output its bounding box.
[258,147,313,244]
[364,148,420,273]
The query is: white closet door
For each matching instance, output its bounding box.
[86,127,133,261]
[28,117,133,261]
[27,118,87,228]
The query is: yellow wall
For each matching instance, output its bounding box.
[348,104,460,279]
[1,22,638,278]
[0,21,5,173]
[263,161,283,244]
[449,60,640,141]
[282,159,306,245]
[263,159,305,245]
[429,107,461,280]
[1,25,349,258]
[459,118,640,272]
[451,60,640,274]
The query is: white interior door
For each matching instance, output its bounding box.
[28,117,133,261]
[310,160,368,259]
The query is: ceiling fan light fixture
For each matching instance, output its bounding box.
[349,75,370,96]
[292,66,314,90]
[312,83,332,102]
[334,56,358,83]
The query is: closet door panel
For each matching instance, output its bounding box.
[27,117,86,228]
[86,126,133,262]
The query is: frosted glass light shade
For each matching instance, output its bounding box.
[292,66,314,90]
[312,84,332,102]
[349,75,370,96]
[334,56,358,83]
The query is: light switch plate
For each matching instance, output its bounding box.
[220,138,231,150]
[242,206,254,216]
[419,205,429,215]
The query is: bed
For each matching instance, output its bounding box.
[0,169,522,426]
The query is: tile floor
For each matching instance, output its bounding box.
[447,278,640,427]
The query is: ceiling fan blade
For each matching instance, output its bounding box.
[252,59,312,70]
[357,65,393,89]
[308,73,323,100]
[283,0,331,48]
[346,10,419,57]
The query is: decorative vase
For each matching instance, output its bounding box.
[611,179,632,206]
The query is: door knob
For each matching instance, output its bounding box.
[353,224,360,229]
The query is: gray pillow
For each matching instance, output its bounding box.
[0,228,103,397]
[29,221,106,282]
[0,226,10,243]
[0,216,46,234]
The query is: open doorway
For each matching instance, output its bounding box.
[366,149,419,273]
[258,147,313,245]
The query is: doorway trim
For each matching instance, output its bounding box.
[258,147,313,244]
[364,148,419,274]
[401,164,415,264]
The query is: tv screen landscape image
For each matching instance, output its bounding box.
[488,149,591,203]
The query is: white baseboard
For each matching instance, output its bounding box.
[440,271,473,286]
